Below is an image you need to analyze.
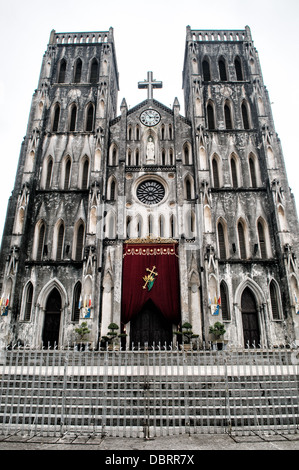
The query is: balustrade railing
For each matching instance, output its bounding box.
[0,344,298,438]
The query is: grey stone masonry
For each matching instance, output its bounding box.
[0,26,299,351]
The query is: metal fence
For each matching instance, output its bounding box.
[0,344,298,438]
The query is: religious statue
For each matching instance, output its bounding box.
[146,136,155,164]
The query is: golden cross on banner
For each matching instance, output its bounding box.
[143,265,158,290]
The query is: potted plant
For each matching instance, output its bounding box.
[74,321,91,350]
[103,323,127,350]
[209,321,227,350]
[174,322,199,350]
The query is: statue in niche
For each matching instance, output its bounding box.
[146,136,155,164]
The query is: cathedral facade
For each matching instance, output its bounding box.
[1,26,299,349]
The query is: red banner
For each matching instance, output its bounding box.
[121,243,181,325]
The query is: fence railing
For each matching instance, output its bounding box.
[0,344,298,438]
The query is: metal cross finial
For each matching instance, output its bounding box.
[138,71,162,100]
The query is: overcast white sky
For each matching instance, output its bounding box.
[0,0,298,239]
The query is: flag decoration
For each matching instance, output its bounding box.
[84,295,92,318]
[212,296,221,316]
[84,309,91,319]
[1,295,9,316]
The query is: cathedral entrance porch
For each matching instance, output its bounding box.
[121,241,181,348]
[130,299,173,349]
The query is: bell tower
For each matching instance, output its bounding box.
[0,28,119,348]
[183,26,299,346]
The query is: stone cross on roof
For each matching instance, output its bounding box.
[138,71,162,100]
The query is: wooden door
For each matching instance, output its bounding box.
[42,288,62,348]
[130,299,173,348]
[241,287,260,347]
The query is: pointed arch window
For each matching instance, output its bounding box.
[135,149,139,166]
[238,221,247,259]
[220,281,230,320]
[36,222,46,260]
[110,145,118,166]
[249,155,257,187]
[217,222,227,259]
[137,215,142,238]
[270,280,281,320]
[190,211,195,236]
[162,149,166,166]
[85,104,94,132]
[72,281,81,322]
[183,143,191,164]
[126,216,132,238]
[186,179,191,200]
[212,157,220,188]
[45,159,53,189]
[186,211,195,238]
[148,214,154,236]
[90,58,99,83]
[136,125,140,141]
[230,156,238,188]
[69,104,77,131]
[74,58,82,83]
[202,59,211,81]
[127,149,132,166]
[58,59,66,83]
[52,104,60,132]
[75,223,85,261]
[110,179,116,201]
[207,103,215,130]
[219,58,227,81]
[56,223,65,261]
[224,102,233,129]
[159,215,165,237]
[235,57,243,81]
[241,101,250,129]
[24,282,34,322]
[81,159,89,189]
[257,220,267,259]
[170,214,176,238]
[185,177,193,200]
[64,158,71,190]
[169,148,174,165]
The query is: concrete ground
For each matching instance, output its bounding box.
[0,431,299,451]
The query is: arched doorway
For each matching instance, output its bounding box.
[42,288,62,348]
[241,287,260,347]
[130,299,173,348]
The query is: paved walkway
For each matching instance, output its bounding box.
[0,431,299,451]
